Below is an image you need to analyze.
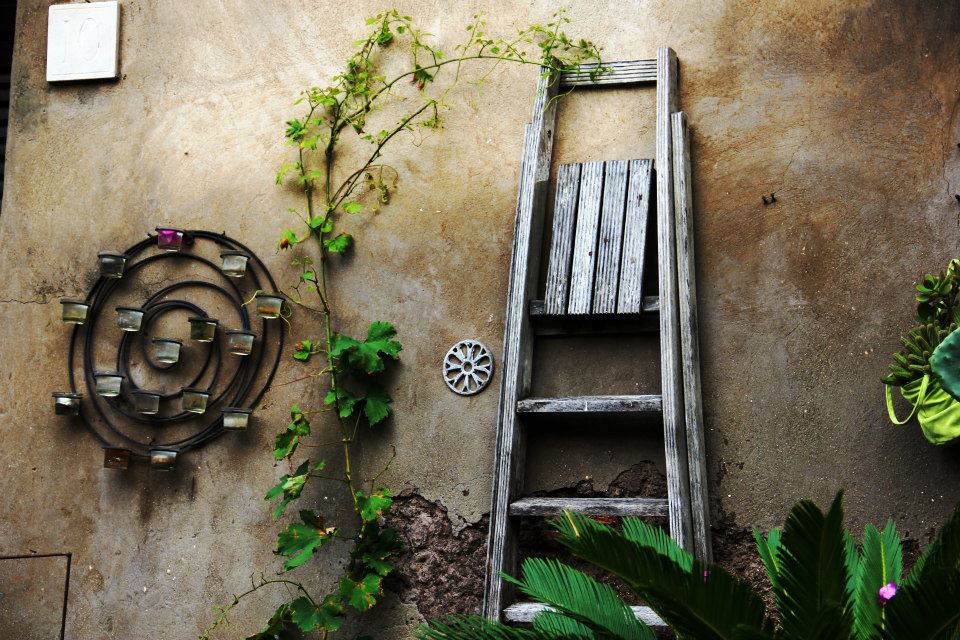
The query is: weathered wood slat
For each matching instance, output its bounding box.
[656,46,694,553]
[592,160,629,314]
[543,163,582,315]
[567,161,604,314]
[483,64,561,621]
[672,111,712,563]
[517,394,662,414]
[617,159,654,313]
[530,295,659,316]
[509,497,670,517]
[559,60,658,88]
[504,602,666,628]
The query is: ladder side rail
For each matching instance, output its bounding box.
[655,46,694,552]
[672,111,713,562]
[483,64,561,620]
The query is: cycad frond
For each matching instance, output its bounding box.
[754,528,782,591]
[416,616,538,640]
[620,517,694,572]
[903,502,960,589]
[844,530,861,618]
[883,568,960,639]
[853,521,903,640]
[553,511,770,639]
[532,611,596,639]
[774,492,853,639]
[504,557,654,640]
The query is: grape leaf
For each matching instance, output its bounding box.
[265,460,311,520]
[363,386,392,425]
[324,386,359,418]
[355,487,393,522]
[289,595,343,633]
[324,233,353,254]
[277,519,337,571]
[339,573,384,612]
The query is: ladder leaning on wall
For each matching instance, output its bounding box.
[482,48,711,627]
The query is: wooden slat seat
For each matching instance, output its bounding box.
[544,158,654,316]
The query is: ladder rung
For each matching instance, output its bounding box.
[508,497,669,517]
[530,296,659,317]
[504,602,667,628]
[517,394,662,414]
[559,59,658,88]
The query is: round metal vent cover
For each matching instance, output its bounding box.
[443,339,494,396]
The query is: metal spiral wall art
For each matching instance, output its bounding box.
[54,228,287,470]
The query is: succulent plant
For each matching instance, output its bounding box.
[883,260,960,387]
[882,322,955,386]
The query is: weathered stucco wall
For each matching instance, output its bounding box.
[2,0,960,637]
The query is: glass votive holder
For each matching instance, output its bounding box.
[222,407,252,430]
[155,227,185,252]
[131,390,161,415]
[181,387,210,414]
[60,298,90,325]
[255,292,284,319]
[52,392,82,416]
[189,317,218,342]
[225,329,255,356]
[115,306,144,332]
[94,372,124,397]
[152,338,182,364]
[103,447,131,469]
[220,251,249,278]
[150,448,177,470]
[97,251,127,278]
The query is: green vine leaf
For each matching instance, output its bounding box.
[273,405,311,460]
[342,201,364,214]
[289,595,344,633]
[277,519,337,571]
[355,487,393,522]
[363,385,393,425]
[324,233,353,254]
[353,523,402,577]
[325,385,360,418]
[265,460,311,520]
[339,573,384,612]
[293,340,313,362]
[331,322,402,374]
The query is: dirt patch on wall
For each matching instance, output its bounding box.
[385,462,667,618]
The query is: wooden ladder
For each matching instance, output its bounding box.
[482,48,711,627]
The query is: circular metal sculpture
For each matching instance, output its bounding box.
[443,339,494,396]
[55,228,285,470]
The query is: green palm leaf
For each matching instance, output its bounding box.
[773,492,853,640]
[504,557,655,640]
[553,511,770,640]
[754,528,782,591]
[532,611,596,639]
[882,568,960,639]
[416,616,538,640]
[853,521,903,640]
[621,517,694,572]
[903,502,960,589]
[844,530,862,617]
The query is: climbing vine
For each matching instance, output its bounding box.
[202,9,603,639]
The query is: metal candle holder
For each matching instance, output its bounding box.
[55,229,285,470]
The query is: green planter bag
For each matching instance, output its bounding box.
[886,374,960,445]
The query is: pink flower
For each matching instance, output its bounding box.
[878,582,897,605]
[703,570,710,584]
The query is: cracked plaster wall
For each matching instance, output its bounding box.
[1,0,960,637]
